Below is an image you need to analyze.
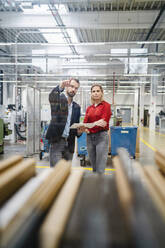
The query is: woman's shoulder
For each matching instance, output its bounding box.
[102,101,110,107]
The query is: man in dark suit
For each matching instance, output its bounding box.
[46,78,81,167]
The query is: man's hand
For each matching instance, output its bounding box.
[60,79,71,89]
[94,119,107,127]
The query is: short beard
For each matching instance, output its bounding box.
[67,92,75,98]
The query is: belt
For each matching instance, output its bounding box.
[87,130,107,135]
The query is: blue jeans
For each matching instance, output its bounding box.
[87,131,109,173]
[49,139,73,167]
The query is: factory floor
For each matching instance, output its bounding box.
[0,126,165,173]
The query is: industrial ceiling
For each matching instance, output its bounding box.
[0,0,165,93]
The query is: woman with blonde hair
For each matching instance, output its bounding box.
[83,84,112,173]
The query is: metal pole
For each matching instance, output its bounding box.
[15,33,19,111]
[113,72,115,105]
[113,72,116,125]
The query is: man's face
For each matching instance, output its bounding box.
[66,79,79,98]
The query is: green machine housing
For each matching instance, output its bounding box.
[0,118,12,154]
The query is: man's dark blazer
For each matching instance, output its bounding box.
[46,85,81,153]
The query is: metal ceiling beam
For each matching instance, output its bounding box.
[141,4,165,48]
[48,3,78,55]
[13,0,130,4]
[1,40,165,45]
[1,52,164,58]
[13,0,165,3]
[0,11,164,29]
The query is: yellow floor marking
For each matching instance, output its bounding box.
[73,167,115,171]
[73,167,92,171]
[73,167,114,174]
[140,138,157,152]
[35,165,50,168]
[35,165,116,171]
[106,168,116,171]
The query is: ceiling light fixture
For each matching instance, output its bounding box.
[1,40,165,46]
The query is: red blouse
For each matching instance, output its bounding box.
[84,101,112,133]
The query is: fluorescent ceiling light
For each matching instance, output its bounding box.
[118,85,140,88]
[119,81,148,84]
[0,63,31,65]
[0,81,18,83]
[32,49,46,55]
[111,49,128,54]
[52,61,165,66]
[117,92,135,94]
[40,42,107,46]
[0,73,161,78]
[41,33,65,44]
[21,2,33,9]
[137,41,165,44]
[0,43,13,46]
[144,92,165,94]
[131,48,147,54]
[23,5,49,14]
[61,62,108,66]
[123,74,161,77]
[39,28,78,44]
[1,40,165,46]
[0,39,165,46]
[41,86,57,88]
[39,29,62,34]
[80,85,107,88]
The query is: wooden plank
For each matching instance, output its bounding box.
[0,170,52,234]
[155,150,165,174]
[112,156,133,211]
[0,155,23,174]
[40,169,84,248]
[0,158,36,204]
[144,166,165,204]
[30,160,71,212]
[134,162,165,220]
[0,160,71,248]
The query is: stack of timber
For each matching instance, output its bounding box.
[0,151,165,248]
[155,149,165,174]
[0,155,36,205]
[113,148,165,248]
[0,156,84,248]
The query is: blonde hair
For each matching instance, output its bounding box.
[90,84,104,104]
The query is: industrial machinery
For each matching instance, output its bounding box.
[0,118,12,154]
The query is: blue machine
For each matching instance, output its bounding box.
[110,126,137,158]
[77,132,88,166]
